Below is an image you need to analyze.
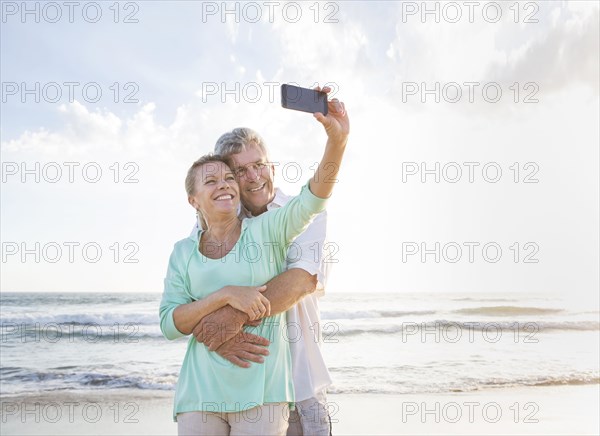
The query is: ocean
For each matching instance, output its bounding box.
[1,292,598,398]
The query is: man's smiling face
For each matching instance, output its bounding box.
[230,143,275,216]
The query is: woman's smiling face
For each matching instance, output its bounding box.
[188,161,240,220]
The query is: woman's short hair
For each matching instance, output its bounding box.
[185,154,233,197]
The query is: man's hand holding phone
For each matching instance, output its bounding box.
[312,85,349,146]
[280,83,349,145]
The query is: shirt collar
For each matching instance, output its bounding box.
[241,188,289,216]
[267,187,289,210]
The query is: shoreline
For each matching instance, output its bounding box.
[1,384,598,435]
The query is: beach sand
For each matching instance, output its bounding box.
[1,385,598,435]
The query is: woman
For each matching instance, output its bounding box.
[159,95,348,436]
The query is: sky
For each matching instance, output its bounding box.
[1,1,598,302]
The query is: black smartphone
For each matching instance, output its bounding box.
[281,84,328,116]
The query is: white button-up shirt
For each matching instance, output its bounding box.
[267,188,332,401]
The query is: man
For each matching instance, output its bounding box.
[192,91,348,435]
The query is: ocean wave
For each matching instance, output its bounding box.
[0,312,158,327]
[334,320,600,337]
[1,308,438,327]
[463,374,600,389]
[0,322,165,343]
[327,373,600,395]
[0,304,579,327]
[1,369,176,394]
[452,306,564,316]
[319,305,572,320]
[321,309,437,320]
[0,292,159,307]
[3,318,597,341]
[3,367,598,397]
[451,298,519,302]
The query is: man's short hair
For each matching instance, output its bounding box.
[214,127,270,159]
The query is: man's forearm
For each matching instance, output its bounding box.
[193,268,316,348]
[263,268,317,315]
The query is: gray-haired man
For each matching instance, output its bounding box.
[192,91,348,435]
[194,128,331,435]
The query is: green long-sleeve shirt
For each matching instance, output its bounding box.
[159,182,327,421]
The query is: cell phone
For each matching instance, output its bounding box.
[281,84,328,116]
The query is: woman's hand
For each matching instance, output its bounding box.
[223,285,271,321]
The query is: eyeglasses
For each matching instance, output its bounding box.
[234,162,269,179]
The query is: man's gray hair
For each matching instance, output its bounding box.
[214,127,270,159]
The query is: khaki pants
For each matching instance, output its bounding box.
[177,403,290,436]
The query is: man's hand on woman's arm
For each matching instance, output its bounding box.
[171,285,267,335]
[192,268,317,352]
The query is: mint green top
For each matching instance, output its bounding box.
[159,182,327,421]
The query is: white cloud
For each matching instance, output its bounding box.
[2,101,195,160]
[490,3,599,92]
[1,1,597,296]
